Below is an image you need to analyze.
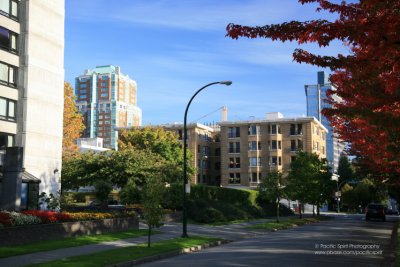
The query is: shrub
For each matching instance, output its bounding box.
[22,210,72,223]
[8,211,42,226]
[258,203,294,217]
[94,180,113,205]
[0,212,12,227]
[187,199,229,223]
[119,182,142,205]
[212,202,249,221]
[162,183,182,210]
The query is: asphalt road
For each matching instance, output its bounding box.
[140,213,398,267]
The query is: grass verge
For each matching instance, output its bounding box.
[28,236,220,267]
[247,217,326,231]
[0,229,159,258]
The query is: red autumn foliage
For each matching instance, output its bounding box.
[22,210,72,224]
[226,0,400,184]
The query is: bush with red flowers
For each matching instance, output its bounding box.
[0,212,12,227]
[22,210,72,224]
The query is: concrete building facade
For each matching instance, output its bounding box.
[0,0,65,210]
[305,71,344,172]
[75,65,142,150]
[218,114,327,188]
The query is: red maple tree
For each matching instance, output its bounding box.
[226,0,400,184]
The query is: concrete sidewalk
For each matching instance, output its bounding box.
[0,219,273,267]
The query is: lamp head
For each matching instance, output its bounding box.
[219,81,232,86]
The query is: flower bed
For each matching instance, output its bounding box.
[0,210,136,228]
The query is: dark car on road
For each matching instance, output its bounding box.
[365,203,386,221]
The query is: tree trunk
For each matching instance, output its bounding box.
[147,225,151,247]
[317,203,320,216]
[276,196,280,223]
[299,203,302,219]
[312,204,315,217]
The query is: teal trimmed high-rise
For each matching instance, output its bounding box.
[75,65,142,150]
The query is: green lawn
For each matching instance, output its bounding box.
[0,229,159,258]
[248,217,325,231]
[28,236,220,267]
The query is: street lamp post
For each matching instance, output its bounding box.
[182,81,232,238]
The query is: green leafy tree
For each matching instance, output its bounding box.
[337,155,355,184]
[341,184,356,211]
[258,171,284,222]
[142,172,165,247]
[119,126,194,184]
[93,180,113,206]
[287,151,334,218]
[61,149,163,192]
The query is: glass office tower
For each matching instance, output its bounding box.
[305,72,343,171]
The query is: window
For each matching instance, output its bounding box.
[0,132,14,149]
[249,157,261,167]
[248,141,261,151]
[269,124,281,134]
[291,140,296,151]
[297,140,303,150]
[250,172,261,183]
[202,146,209,156]
[80,83,87,89]
[228,127,240,138]
[215,147,220,156]
[248,125,260,135]
[228,142,240,153]
[0,61,17,87]
[229,157,240,169]
[229,173,241,184]
[271,140,277,150]
[271,156,278,166]
[214,162,221,170]
[0,0,19,20]
[178,129,183,140]
[0,97,16,121]
[290,124,295,135]
[297,124,303,135]
[0,26,17,53]
[79,94,86,99]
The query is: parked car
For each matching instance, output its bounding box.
[365,203,386,221]
[386,208,399,215]
[89,199,126,210]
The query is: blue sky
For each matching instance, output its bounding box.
[65,0,349,125]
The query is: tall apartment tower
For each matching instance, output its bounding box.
[75,65,142,150]
[0,1,65,210]
[305,71,344,172]
[219,114,327,187]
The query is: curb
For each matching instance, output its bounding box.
[107,240,232,267]
[382,220,398,267]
